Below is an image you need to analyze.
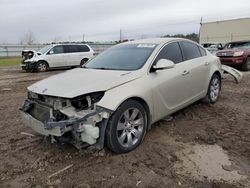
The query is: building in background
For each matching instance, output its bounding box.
[199,17,250,44]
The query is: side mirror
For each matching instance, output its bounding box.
[48,50,54,55]
[153,59,175,71]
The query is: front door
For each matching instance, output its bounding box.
[45,45,66,67]
[150,42,192,121]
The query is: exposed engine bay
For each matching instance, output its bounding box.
[20,91,112,149]
[21,50,35,62]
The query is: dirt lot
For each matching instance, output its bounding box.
[0,66,249,188]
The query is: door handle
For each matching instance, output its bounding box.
[205,62,210,66]
[182,70,190,76]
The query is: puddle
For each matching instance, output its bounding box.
[174,144,246,182]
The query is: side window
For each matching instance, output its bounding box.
[154,42,183,64]
[77,45,90,52]
[199,46,207,56]
[64,45,79,53]
[180,41,202,60]
[50,45,64,54]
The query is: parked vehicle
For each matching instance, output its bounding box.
[20,38,222,153]
[216,40,250,71]
[21,44,94,72]
[201,42,224,55]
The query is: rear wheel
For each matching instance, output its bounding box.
[36,61,48,72]
[105,100,147,153]
[204,74,221,104]
[80,59,88,67]
[242,57,250,71]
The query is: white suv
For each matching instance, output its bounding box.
[21,44,94,72]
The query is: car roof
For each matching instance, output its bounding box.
[122,37,188,45]
[52,43,89,46]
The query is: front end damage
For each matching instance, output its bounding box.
[19,91,113,149]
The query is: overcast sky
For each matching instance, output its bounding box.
[1,0,250,43]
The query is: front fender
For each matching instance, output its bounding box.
[97,76,153,118]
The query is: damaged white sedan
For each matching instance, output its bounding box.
[20,38,222,153]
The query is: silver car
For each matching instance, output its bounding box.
[20,38,222,153]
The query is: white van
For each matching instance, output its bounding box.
[21,44,94,72]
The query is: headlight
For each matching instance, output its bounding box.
[233,51,244,57]
[27,91,38,99]
[70,91,105,110]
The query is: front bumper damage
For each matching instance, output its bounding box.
[20,97,113,149]
[20,61,37,70]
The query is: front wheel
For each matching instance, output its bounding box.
[105,100,147,153]
[204,74,221,104]
[36,61,48,72]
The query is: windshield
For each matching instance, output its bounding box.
[225,42,250,49]
[38,45,53,54]
[84,43,157,71]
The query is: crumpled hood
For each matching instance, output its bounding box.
[23,50,42,62]
[28,68,142,98]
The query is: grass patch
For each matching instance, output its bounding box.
[0,57,21,67]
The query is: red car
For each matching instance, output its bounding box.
[216,41,250,71]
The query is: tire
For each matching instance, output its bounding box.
[105,100,148,153]
[204,74,221,104]
[36,61,48,72]
[242,57,250,71]
[80,59,88,67]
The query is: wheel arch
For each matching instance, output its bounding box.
[125,97,152,130]
[37,60,49,68]
[213,70,222,82]
[207,70,222,92]
[81,58,89,62]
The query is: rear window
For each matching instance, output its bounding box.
[78,45,90,52]
[181,41,201,60]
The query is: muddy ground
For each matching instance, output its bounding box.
[0,66,249,188]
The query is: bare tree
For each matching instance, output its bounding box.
[20,30,36,44]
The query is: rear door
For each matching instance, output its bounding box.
[179,41,210,99]
[64,45,91,66]
[77,45,92,64]
[64,45,79,66]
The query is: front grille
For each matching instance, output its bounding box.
[29,102,51,123]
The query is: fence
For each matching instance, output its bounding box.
[0,43,115,57]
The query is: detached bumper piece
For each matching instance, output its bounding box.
[19,99,112,149]
[221,65,243,84]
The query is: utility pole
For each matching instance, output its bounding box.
[82,34,85,42]
[119,28,122,42]
[198,17,203,43]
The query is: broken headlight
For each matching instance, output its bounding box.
[27,91,38,99]
[70,91,105,111]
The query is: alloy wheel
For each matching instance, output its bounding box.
[209,76,220,102]
[116,108,144,148]
[37,63,47,72]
